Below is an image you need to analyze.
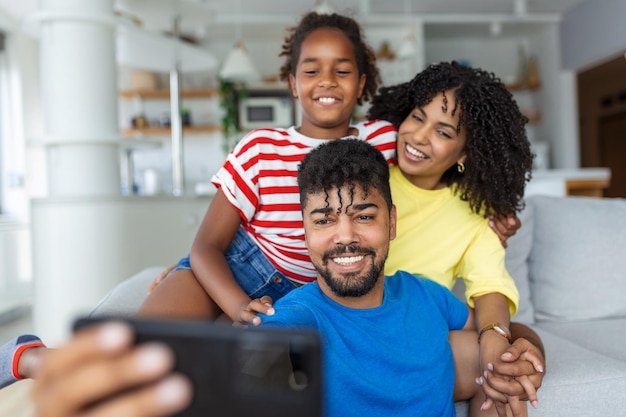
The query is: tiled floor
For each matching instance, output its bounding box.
[0,308,35,417]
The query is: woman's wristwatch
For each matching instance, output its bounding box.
[478,322,511,343]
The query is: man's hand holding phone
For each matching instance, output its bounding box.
[32,321,191,417]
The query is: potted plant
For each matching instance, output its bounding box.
[218,79,248,155]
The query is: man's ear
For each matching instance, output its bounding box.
[289,74,298,98]
[389,205,397,241]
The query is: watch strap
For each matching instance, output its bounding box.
[478,322,511,343]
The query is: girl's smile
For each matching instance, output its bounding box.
[289,27,366,140]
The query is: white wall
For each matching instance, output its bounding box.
[31,195,210,344]
[1,29,44,218]
[560,0,626,71]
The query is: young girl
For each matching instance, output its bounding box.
[367,61,536,415]
[139,11,397,324]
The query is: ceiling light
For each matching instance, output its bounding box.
[490,21,502,37]
[218,0,259,82]
[397,0,417,59]
[397,33,417,59]
[514,0,527,15]
[312,0,336,14]
[219,40,260,82]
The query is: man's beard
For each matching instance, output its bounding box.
[317,244,386,298]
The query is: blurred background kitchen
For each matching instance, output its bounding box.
[0,0,624,345]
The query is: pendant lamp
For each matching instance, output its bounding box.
[397,0,417,59]
[397,33,417,58]
[218,0,260,82]
[312,0,336,14]
[219,40,260,82]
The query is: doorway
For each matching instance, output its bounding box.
[599,111,626,197]
[578,54,626,198]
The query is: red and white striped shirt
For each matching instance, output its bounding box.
[212,119,397,284]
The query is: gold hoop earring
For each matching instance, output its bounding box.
[457,162,465,173]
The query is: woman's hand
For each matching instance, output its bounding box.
[476,330,522,416]
[489,213,521,248]
[32,322,192,417]
[477,336,545,416]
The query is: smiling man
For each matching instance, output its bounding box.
[257,138,474,417]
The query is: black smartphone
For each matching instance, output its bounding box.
[73,317,323,417]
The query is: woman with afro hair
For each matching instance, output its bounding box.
[368,61,539,416]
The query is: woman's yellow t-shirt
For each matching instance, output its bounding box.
[385,165,519,316]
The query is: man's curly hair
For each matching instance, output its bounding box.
[279,12,380,105]
[298,139,392,214]
[367,61,534,216]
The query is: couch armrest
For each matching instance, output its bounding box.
[90,267,164,317]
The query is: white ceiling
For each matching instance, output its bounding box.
[121,0,588,42]
[0,0,587,41]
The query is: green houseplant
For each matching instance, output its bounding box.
[218,79,248,155]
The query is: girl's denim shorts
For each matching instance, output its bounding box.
[174,225,298,301]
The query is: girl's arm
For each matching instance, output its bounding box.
[188,190,255,324]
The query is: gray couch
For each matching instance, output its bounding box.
[92,195,626,417]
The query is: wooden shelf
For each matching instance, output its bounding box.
[566,178,611,198]
[525,113,542,124]
[119,88,218,99]
[505,82,541,92]
[121,125,222,136]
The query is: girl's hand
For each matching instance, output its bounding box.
[32,322,192,417]
[489,213,521,248]
[236,296,275,327]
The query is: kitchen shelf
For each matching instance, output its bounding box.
[121,125,222,137]
[119,88,218,99]
[505,82,542,92]
[119,88,222,137]
[525,113,542,124]
[505,83,542,124]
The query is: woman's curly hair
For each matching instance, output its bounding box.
[279,12,380,105]
[367,61,534,216]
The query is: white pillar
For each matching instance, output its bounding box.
[39,0,120,195]
[32,0,122,344]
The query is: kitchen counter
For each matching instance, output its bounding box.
[527,168,611,197]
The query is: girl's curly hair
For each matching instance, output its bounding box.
[367,61,534,216]
[279,12,380,105]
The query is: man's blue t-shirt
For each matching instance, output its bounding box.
[260,270,469,417]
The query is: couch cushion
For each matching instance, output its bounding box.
[529,196,626,322]
[458,327,626,417]
[504,200,535,324]
[528,328,626,417]
[90,267,162,317]
[536,317,626,362]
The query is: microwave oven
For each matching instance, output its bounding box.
[238,96,295,129]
